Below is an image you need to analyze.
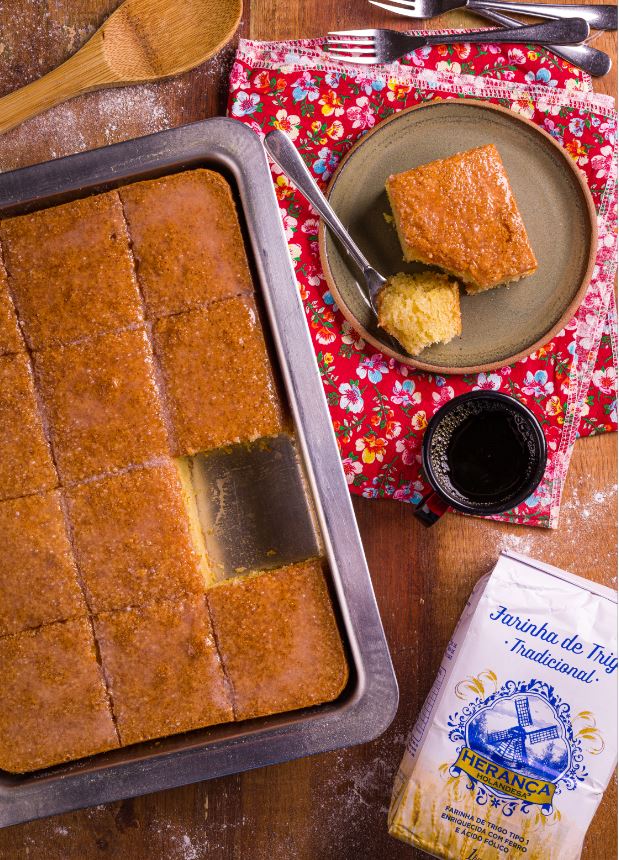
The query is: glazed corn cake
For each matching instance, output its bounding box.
[377,272,461,356]
[0,172,348,774]
[94,595,233,746]
[0,492,86,637]
[33,328,169,483]
[0,619,119,772]
[153,297,284,455]
[120,170,254,317]
[0,192,143,349]
[0,256,23,355]
[0,352,57,501]
[66,464,210,613]
[207,560,349,721]
[386,144,537,293]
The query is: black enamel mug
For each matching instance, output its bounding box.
[414,391,547,526]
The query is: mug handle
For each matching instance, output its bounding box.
[413,490,449,526]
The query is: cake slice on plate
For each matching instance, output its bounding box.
[377,271,461,356]
[386,144,537,294]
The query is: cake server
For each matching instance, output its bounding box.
[264,129,387,318]
[325,19,590,65]
[369,0,617,30]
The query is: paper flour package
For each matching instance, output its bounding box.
[389,550,617,860]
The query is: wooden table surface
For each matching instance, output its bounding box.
[0,2,616,858]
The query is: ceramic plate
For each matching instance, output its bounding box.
[319,100,597,374]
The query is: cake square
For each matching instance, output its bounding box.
[0,192,144,349]
[206,559,349,721]
[94,595,233,746]
[66,464,210,613]
[33,328,169,483]
[0,353,57,501]
[153,297,285,456]
[0,491,87,637]
[0,618,119,772]
[119,169,254,318]
[386,144,538,294]
[377,272,461,356]
[0,257,24,355]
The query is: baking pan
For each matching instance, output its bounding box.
[0,118,398,827]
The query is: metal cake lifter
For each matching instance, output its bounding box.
[265,129,387,318]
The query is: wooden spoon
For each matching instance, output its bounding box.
[0,0,242,135]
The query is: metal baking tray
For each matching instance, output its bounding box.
[0,118,398,827]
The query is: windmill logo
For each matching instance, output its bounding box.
[486,697,560,769]
[463,690,570,787]
[448,681,583,814]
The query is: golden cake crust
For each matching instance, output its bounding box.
[153,297,285,456]
[0,257,23,355]
[67,464,207,613]
[206,560,349,721]
[386,144,537,292]
[0,353,57,501]
[34,328,169,483]
[0,192,143,349]
[120,169,253,317]
[94,596,233,746]
[0,491,87,636]
[0,618,119,772]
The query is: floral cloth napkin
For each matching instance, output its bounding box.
[227,35,617,528]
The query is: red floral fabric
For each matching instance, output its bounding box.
[227,36,617,528]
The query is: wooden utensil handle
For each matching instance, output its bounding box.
[0,44,108,135]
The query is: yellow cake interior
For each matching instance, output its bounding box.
[377,271,461,356]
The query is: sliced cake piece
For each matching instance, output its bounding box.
[119,169,254,318]
[33,328,169,483]
[0,256,24,355]
[0,618,119,772]
[206,559,349,721]
[153,297,285,456]
[0,191,143,349]
[0,491,87,637]
[386,144,537,294]
[66,464,211,613]
[377,271,461,356]
[94,595,233,746]
[0,353,57,501]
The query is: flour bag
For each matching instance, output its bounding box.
[389,550,617,859]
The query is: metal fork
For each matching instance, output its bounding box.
[326,19,590,64]
[470,6,611,76]
[369,0,618,30]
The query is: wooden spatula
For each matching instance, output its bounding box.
[0,0,242,135]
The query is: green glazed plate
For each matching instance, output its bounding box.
[319,100,597,374]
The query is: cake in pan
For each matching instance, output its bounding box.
[0,191,143,350]
[153,296,285,455]
[0,254,23,356]
[33,327,170,483]
[119,169,254,317]
[0,170,348,772]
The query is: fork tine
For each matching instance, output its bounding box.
[326,46,377,56]
[328,28,377,36]
[369,0,416,7]
[325,36,375,45]
[324,54,380,64]
[369,0,420,14]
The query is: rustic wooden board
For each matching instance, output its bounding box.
[0,2,615,858]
